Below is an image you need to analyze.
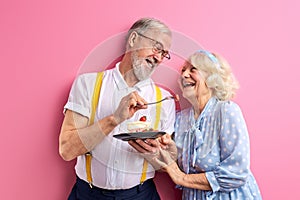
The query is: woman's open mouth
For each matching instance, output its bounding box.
[182,82,195,88]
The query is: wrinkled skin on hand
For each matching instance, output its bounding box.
[128,134,178,170]
[113,91,148,124]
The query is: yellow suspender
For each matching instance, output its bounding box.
[85,72,104,188]
[140,85,162,183]
[85,71,162,186]
[154,86,162,130]
[89,72,104,125]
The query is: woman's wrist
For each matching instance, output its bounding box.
[166,162,185,185]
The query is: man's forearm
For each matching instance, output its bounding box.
[78,114,119,151]
[59,111,119,161]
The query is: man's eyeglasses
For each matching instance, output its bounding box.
[136,32,171,60]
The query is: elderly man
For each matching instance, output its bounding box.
[59,17,176,200]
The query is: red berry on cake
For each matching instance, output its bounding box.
[139,116,147,122]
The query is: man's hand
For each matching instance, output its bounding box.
[113,91,148,124]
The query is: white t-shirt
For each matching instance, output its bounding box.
[64,63,176,189]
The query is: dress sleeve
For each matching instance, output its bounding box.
[205,102,251,192]
[64,73,96,118]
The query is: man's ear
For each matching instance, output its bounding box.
[128,31,138,47]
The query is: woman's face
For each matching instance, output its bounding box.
[179,62,208,101]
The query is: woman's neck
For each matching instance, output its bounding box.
[192,93,211,119]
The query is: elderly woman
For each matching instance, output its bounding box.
[130,50,262,200]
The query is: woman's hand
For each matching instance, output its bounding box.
[128,135,178,170]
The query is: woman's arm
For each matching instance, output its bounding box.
[129,137,212,190]
[204,102,251,192]
[165,162,212,191]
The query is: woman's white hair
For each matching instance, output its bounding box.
[189,51,240,101]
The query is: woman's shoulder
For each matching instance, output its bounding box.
[213,100,246,125]
[175,107,192,127]
[215,100,241,113]
[176,107,192,118]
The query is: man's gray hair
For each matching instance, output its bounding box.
[126,17,172,41]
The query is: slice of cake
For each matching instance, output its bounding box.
[127,116,151,132]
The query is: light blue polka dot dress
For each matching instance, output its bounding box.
[174,97,262,200]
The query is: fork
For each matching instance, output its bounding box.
[138,95,179,106]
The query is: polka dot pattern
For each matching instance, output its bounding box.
[174,97,262,200]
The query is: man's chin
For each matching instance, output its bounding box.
[135,71,153,81]
[137,75,151,81]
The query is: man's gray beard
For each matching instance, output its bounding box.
[132,54,155,81]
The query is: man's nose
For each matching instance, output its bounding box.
[153,52,164,63]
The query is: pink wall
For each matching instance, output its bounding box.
[2,0,300,199]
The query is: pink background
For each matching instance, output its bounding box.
[2,0,300,199]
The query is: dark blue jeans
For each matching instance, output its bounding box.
[68,176,160,200]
